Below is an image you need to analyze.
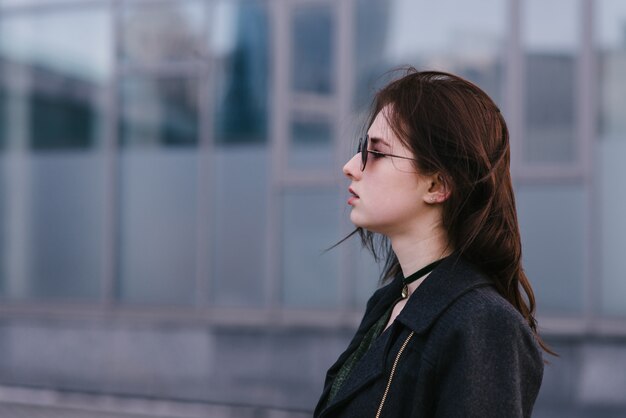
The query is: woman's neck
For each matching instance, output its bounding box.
[390,224,452,279]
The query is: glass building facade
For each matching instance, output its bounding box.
[0,0,625,415]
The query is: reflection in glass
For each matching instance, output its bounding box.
[282,190,340,308]
[596,0,626,316]
[0,7,112,81]
[292,5,334,94]
[29,74,100,150]
[288,117,333,170]
[523,0,580,164]
[120,0,205,65]
[0,7,111,150]
[213,0,268,144]
[120,77,199,148]
[516,184,585,315]
[355,0,506,110]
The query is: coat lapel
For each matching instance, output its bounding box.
[320,321,398,414]
[317,278,402,415]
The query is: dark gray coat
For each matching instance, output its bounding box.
[314,256,543,417]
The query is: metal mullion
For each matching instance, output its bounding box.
[268,0,290,314]
[193,0,214,309]
[335,0,354,311]
[102,0,122,306]
[118,62,207,78]
[507,0,522,181]
[290,93,338,116]
[580,0,598,331]
[3,59,32,299]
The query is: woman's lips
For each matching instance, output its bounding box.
[348,188,359,205]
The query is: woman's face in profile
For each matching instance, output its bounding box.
[342,106,434,236]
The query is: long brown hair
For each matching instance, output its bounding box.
[354,68,554,355]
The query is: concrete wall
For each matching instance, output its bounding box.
[0,318,625,416]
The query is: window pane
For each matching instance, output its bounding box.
[516,184,585,315]
[522,0,580,164]
[120,77,199,148]
[211,145,268,307]
[117,150,198,305]
[118,76,199,305]
[596,0,626,317]
[209,0,269,307]
[288,116,334,170]
[120,0,206,65]
[212,0,268,145]
[598,140,626,316]
[0,7,110,300]
[291,4,334,94]
[0,154,106,300]
[355,0,506,110]
[282,190,340,308]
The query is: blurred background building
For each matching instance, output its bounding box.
[0,0,625,416]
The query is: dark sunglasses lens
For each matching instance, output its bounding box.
[360,137,367,170]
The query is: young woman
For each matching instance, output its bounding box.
[314,69,551,418]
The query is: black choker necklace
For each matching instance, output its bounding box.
[401,258,445,298]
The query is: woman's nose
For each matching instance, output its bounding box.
[343,153,362,179]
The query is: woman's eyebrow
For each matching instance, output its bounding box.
[369,136,391,148]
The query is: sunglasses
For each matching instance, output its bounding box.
[357,135,418,171]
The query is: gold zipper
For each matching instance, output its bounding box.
[375,331,415,418]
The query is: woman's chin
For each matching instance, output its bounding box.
[350,213,378,233]
[349,211,365,228]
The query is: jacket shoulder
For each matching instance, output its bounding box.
[444,285,534,336]
[430,283,544,372]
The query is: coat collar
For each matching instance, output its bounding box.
[396,254,493,334]
[316,255,493,417]
[315,254,491,416]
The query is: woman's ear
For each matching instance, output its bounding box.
[425,174,451,204]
